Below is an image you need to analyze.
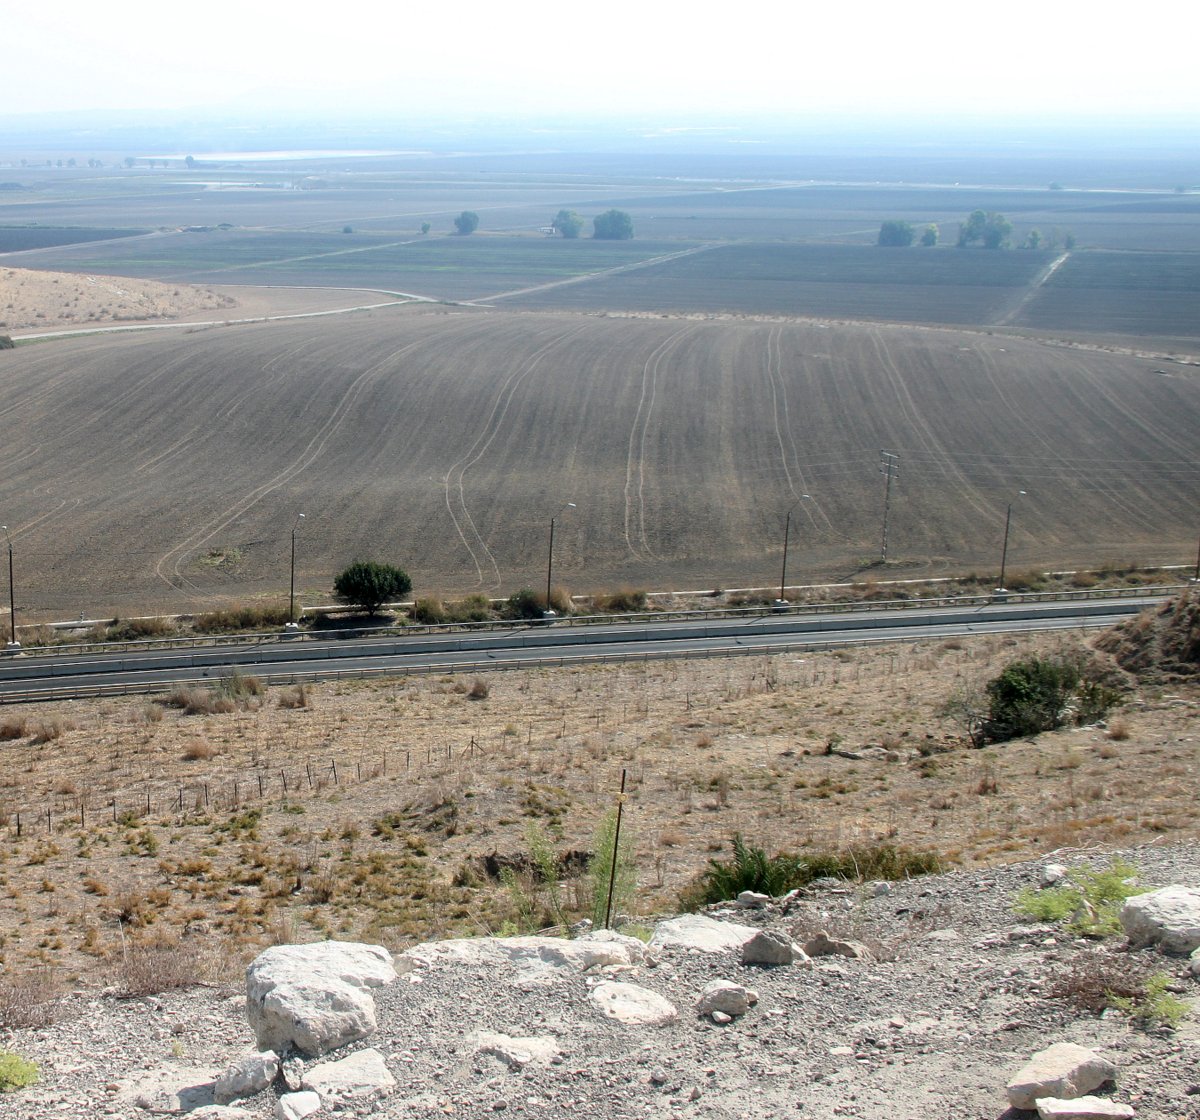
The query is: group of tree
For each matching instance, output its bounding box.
[547,208,634,240]
[877,221,939,247]
[957,210,1013,249]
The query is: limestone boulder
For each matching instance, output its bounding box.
[696,980,758,1019]
[214,1050,279,1105]
[1120,886,1200,954]
[648,914,757,953]
[1006,1044,1117,1111]
[302,1047,396,1103]
[1036,1096,1134,1119]
[590,981,678,1025]
[246,941,397,1057]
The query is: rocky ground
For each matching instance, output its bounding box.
[1,839,1197,1120]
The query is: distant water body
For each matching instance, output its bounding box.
[144,150,421,162]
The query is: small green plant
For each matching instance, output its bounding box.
[0,1051,38,1092]
[1013,858,1143,937]
[587,808,636,928]
[1109,971,1188,1028]
[982,652,1121,743]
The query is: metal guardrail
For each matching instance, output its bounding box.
[8,584,1183,662]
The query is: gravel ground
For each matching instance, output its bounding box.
[2,840,1197,1120]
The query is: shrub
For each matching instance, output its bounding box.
[504,588,545,620]
[467,677,490,700]
[0,1052,37,1092]
[453,210,479,235]
[597,586,647,613]
[110,941,211,996]
[1048,952,1187,1026]
[0,718,26,741]
[0,969,60,1029]
[982,652,1121,743]
[411,597,446,624]
[680,836,942,909]
[193,604,291,632]
[1013,858,1143,937]
[334,560,412,614]
[100,616,177,642]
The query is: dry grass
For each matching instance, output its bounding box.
[0,631,1191,986]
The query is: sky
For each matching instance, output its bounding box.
[5,0,1198,127]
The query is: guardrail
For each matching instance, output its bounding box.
[8,583,1181,662]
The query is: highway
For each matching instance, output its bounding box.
[0,593,1162,703]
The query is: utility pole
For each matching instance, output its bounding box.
[879,451,899,563]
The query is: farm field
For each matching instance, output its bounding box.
[0,306,1194,621]
[505,242,1051,325]
[1013,249,1200,339]
[2,231,704,302]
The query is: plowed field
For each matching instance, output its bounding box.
[0,305,1195,619]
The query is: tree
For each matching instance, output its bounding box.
[453,211,479,235]
[124,156,135,169]
[877,220,915,247]
[1022,229,1042,250]
[184,155,195,170]
[420,222,431,235]
[333,560,412,614]
[920,224,939,247]
[593,209,633,240]
[957,210,1011,249]
[551,209,583,239]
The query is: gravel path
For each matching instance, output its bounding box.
[2,840,1197,1120]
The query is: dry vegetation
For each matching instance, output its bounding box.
[0,267,235,332]
[0,628,1193,989]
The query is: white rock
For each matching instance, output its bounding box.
[188,1108,257,1120]
[122,1066,215,1112]
[590,981,678,1025]
[1120,886,1200,954]
[1036,1095,1135,1119]
[741,929,805,967]
[1189,946,1200,978]
[302,1047,396,1102]
[214,1050,279,1104]
[1042,863,1069,887]
[696,980,758,1018]
[735,891,770,908]
[403,931,645,983]
[246,941,396,1057]
[1007,1044,1117,1110]
[472,1031,562,1070]
[923,929,961,942]
[648,914,757,953]
[276,1090,322,1120]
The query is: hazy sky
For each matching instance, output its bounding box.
[6,0,1197,125]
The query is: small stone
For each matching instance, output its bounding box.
[696,980,757,1018]
[1041,863,1068,887]
[650,1069,668,1086]
[736,891,770,909]
[276,1092,321,1120]
[741,929,804,967]
[710,1011,732,1025]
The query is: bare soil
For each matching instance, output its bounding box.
[0,628,1194,990]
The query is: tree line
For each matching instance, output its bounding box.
[879,212,1075,251]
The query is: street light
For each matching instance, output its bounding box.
[286,513,305,633]
[544,502,576,620]
[775,495,811,611]
[1,526,17,652]
[996,491,1028,595]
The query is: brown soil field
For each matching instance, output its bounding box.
[0,304,1194,620]
[0,628,1193,987]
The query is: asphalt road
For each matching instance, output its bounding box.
[0,596,1158,703]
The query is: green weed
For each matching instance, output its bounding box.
[1013,858,1143,937]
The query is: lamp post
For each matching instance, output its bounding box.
[1,526,17,652]
[774,494,811,611]
[996,490,1027,596]
[544,502,576,620]
[286,513,305,633]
